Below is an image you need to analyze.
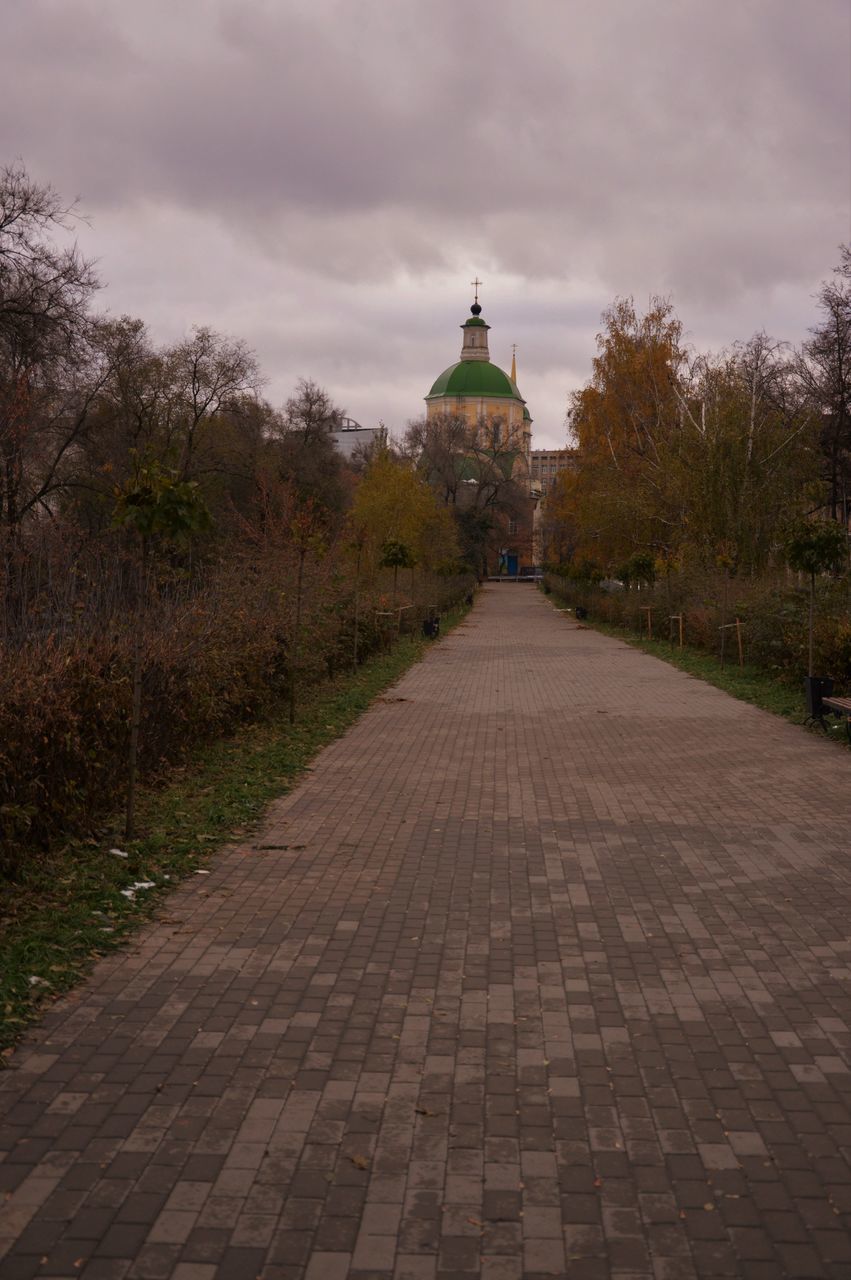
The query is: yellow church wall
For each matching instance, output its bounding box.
[426,397,532,468]
[426,394,526,440]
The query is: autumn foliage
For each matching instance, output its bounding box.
[549,296,826,575]
[0,165,470,876]
[543,262,850,687]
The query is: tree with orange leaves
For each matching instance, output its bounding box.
[563,296,687,569]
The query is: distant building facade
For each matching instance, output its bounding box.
[531,448,576,496]
[329,418,386,460]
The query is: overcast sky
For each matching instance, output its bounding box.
[3,0,849,447]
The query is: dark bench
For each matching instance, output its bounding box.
[821,695,851,743]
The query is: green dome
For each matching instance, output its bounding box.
[427,360,524,401]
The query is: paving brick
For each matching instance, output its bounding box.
[2,587,851,1279]
[304,1253,352,1280]
[353,1233,397,1270]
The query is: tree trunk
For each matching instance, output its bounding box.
[352,544,361,671]
[1,438,24,637]
[808,570,815,678]
[125,536,148,840]
[289,547,305,724]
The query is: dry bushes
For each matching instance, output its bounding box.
[0,636,129,865]
[545,571,851,687]
[1,544,472,877]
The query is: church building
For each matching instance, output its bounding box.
[424,288,538,576]
[425,289,532,464]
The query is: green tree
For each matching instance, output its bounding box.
[617,551,656,587]
[380,538,414,603]
[784,518,848,676]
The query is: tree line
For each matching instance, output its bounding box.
[1,163,500,871]
[543,251,850,580]
[1,161,537,639]
[542,258,851,685]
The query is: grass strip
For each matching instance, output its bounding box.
[0,606,468,1054]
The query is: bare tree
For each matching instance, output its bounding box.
[268,378,347,514]
[799,247,851,521]
[685,334,817,569]
[0,164,101,622]
[405,411,532,571]
[60,319,268,532]
[168,327,261,480]
[404,412,471,505]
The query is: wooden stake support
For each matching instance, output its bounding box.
[669,614,684,648]
[719,619,744,668]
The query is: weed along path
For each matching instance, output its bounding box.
[3,585,851,1279]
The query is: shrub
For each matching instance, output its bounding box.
[1,547,473,877]
[544,567,851,691]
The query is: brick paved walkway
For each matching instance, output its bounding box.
[3,585,851,1280]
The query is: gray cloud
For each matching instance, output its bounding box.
[2,0,849,445]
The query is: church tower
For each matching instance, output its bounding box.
[425,285,532,461]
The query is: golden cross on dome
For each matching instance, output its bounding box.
[470,277,483,305]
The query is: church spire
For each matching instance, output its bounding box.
[460,279,490,362]
[510,344,517,385]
